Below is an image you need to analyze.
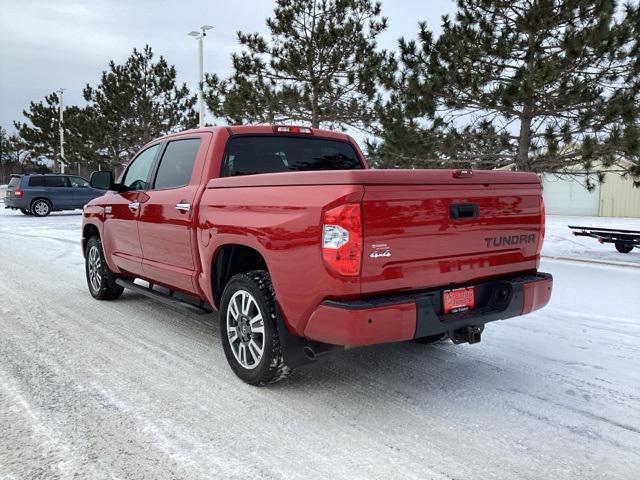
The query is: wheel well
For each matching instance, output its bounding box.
[212,244,268,306]
[82,224,100,252]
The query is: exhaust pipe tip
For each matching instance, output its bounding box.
[303,346,317,361]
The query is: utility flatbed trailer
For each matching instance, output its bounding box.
[568,225,640,253]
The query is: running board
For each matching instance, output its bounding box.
[115,278,212,314]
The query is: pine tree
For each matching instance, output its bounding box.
[204,0,393,130]
[14,92,93,171]
[0,127,51,182]
[83,45,197,168]
[380,0,640,175]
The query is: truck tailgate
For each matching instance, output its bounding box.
[360,177,544,295]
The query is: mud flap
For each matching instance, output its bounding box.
[275,305,340,369]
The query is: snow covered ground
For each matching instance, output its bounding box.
[0,207,639,479]
[543,215,640,266]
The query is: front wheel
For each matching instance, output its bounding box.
[219,270,291,385]
[85,236,124,300]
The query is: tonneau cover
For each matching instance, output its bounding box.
[207,169,540,189]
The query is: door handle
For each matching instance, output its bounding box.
[449,203,478,219]
[175,202,191,212]
[128,201,139,212]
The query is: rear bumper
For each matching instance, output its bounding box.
[304,272,553,346]
[3,197,26,209]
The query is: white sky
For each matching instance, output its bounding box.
[0,0,457,136]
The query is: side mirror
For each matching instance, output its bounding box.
[90,170,126,191]
[90,170,113,190]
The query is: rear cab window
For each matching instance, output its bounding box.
[221,136,364,177]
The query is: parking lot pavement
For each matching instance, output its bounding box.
[1,207,639,479]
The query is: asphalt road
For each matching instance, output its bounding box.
[0,209,639,479]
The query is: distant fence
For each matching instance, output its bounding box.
[70,163,123,181]
[0,164,123,184]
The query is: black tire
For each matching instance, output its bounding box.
[31,198,52,217]
[20,209,31,215]
[85,236,124,300]
[414,333,448,344]
[615,242,634,254]
[219,270,290,385]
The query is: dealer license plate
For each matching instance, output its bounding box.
[443,287,475,314]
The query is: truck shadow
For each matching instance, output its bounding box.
[118,290,524,402]
[281,340,521,397]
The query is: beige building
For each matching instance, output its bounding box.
[541,162,640,218]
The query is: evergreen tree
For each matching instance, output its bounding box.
[204,0,393,130]
[83,45,197,168]
[379,0,640,175]
[14,92,93,171]
[0,127,51,182]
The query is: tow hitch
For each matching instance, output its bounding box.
[450,326,483,344]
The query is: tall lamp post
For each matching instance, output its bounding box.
[188,25,213,128]
[57,88,66,173]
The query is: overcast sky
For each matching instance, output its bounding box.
[0,0,457,135]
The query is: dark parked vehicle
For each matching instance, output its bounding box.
[4,174,105,216]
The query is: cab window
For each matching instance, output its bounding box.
[153,138,201,189]
[122,144,160,190]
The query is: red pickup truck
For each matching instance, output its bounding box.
[82,125,552,385]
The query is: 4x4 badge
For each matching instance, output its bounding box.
[370,243,391,258]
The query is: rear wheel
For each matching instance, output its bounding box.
[615,242,634,254]
[85,236,124,300]
[219,270,290,385]
[20,209,31,215]
[31,199,51,217]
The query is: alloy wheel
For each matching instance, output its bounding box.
[88,245,102,292]
[226,290,266,369]
[33,200,50,216]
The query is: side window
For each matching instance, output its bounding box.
[153,138,201,189]
[8,176,21,188]
[122,144,160,190]
[45,176,70,187]
[70,176,90,188]
[28,176,45,187]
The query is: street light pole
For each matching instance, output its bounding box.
[189,25,213,128]
[57,88,66,174]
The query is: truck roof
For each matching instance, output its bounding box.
[161,125,353,142]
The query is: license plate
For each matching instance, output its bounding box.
[443,287,475,314]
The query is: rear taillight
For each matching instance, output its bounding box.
[14,189,23,198]
[322,203,362,276]
[537,194,546,254]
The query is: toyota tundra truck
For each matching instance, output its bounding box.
[82,125,552,385]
